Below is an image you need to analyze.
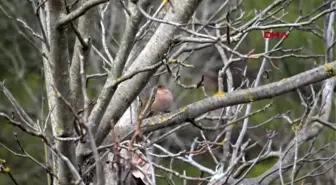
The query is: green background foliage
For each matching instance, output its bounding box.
[0,0,335,184]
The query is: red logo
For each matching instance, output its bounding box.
[263,32,289,39]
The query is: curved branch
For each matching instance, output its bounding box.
[124,61,336,138]
[57,0,109,28]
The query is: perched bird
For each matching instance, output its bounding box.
[150,85,174,114]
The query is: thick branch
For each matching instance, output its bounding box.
[125,61,336,138]
[82,0,151,140]
[93,0,203,147]
[112,0,149,78]
[69,2,97,112]
[57,0,108,28]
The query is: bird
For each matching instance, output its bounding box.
[150,85,174,114]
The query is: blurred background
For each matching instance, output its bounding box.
[0,0,335,184]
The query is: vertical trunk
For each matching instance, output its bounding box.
[44,1,77,184]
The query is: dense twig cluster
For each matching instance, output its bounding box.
[0,0,336,185]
